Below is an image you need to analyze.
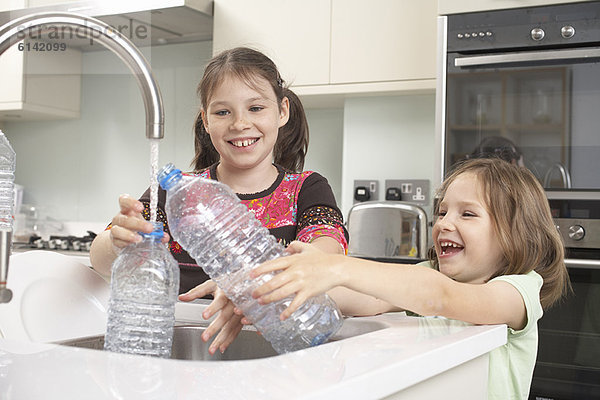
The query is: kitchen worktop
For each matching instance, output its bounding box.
[0,310,506,399]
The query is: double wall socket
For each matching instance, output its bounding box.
[353,180,379,203]
[384,179,430,206]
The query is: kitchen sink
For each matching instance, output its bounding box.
[57,317,390,361]
[57,325,278,361]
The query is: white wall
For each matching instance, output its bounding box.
[4,41,437,228]
[4,41,211,224]
[304,107,344,203]
[340,94,437,218]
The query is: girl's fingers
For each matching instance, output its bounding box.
[250,258,290,278]
[178,280,217,302]
[118,194,143,214]
[109,225,142,247]
[256,281,301,305]
[252,270,294,298]
[203,293,230,320]
[202,302,235,343]
[280,292,311,320]
[211,315,243,354]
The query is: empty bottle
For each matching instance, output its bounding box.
[0,130,16,231]
[157,163,343,354]
[104,221,180,358]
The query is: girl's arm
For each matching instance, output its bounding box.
[251,242,527,330]
[306,236,400,316]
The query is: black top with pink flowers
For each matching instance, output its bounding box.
[137,164,348,294]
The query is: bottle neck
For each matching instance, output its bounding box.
[139,221,164,241]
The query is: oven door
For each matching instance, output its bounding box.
[442,46,600,192]
[530,259,600,400]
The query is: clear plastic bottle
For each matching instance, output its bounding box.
[157,163,343,354]
[0,130,16,231]
[104,221,180,358]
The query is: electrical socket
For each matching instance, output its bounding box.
[384,179,430,206]
[353,180,379,203]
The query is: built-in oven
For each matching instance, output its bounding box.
[435,3,600,399]
[533,198,600,400]
[435,1,600,193]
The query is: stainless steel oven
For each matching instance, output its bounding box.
[533,198,600,400]
[435,3,600,399]
[435,1,600,195]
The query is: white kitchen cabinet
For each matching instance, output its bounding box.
[212,0,331,87]
[438,0,592,15]
[330,0,437,85]
[213,0,437,107]
[0,44,82,120]
[0,0,78,12]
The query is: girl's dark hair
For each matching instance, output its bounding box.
[429,158,570,309]
[191,47,309,173]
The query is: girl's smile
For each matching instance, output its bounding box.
[229,138,259,148]
[432,172,504,284]
[201,75,289,172]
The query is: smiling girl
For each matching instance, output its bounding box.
[250,158,570,400]
[90,47,348,354]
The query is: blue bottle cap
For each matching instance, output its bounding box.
[139,221,164,239]
[157,163,182,190]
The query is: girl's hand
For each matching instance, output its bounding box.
[250,241,344,320]
[179,280,244,355]
[109,194,169,252]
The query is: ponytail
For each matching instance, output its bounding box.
[274,88,309,173]
[190,111,219,172]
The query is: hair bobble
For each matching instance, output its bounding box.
[277,76,284,88]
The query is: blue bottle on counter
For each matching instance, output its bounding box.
[104,221,180,358]
[157,163,343,354]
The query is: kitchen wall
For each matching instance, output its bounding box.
[340,94,436,218]
[4,41,211,226]
[4,41,436,228]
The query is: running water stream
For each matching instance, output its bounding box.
[149,139,160,223]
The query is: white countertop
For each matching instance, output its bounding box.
[0,311,506,399]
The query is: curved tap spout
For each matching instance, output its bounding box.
[0,11,165,302]
[0,11,164,140]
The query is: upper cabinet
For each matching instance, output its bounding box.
[213,0,330,87]
[213,0,438,107]
[0,42,82,121]
[330,0,437,85]
[438,0,590,15]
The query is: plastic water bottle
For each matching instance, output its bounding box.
[0,130,16,231]
[104,222,180,358]
[157,163,343,354]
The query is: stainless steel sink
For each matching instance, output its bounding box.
[57,325,278,361]
[57,317,390,361]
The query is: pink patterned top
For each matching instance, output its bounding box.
[139,164,348,293]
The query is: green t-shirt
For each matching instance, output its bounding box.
[416,261,543,400]
[488,270,543,400]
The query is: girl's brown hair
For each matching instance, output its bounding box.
[191,47,309,173]
[430,158,570,309]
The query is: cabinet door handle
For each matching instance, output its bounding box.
[455,48,600,68]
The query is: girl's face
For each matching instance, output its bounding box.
[201,74,289,171]
[432,172,505,284]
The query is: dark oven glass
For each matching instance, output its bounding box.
[443,3,600,190]
[530,263,600,400]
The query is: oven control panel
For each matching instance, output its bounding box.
[446,1,600,52]
[554,218,600,249]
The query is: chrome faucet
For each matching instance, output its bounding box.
[0,11,165,303]
[543,162,572,189]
